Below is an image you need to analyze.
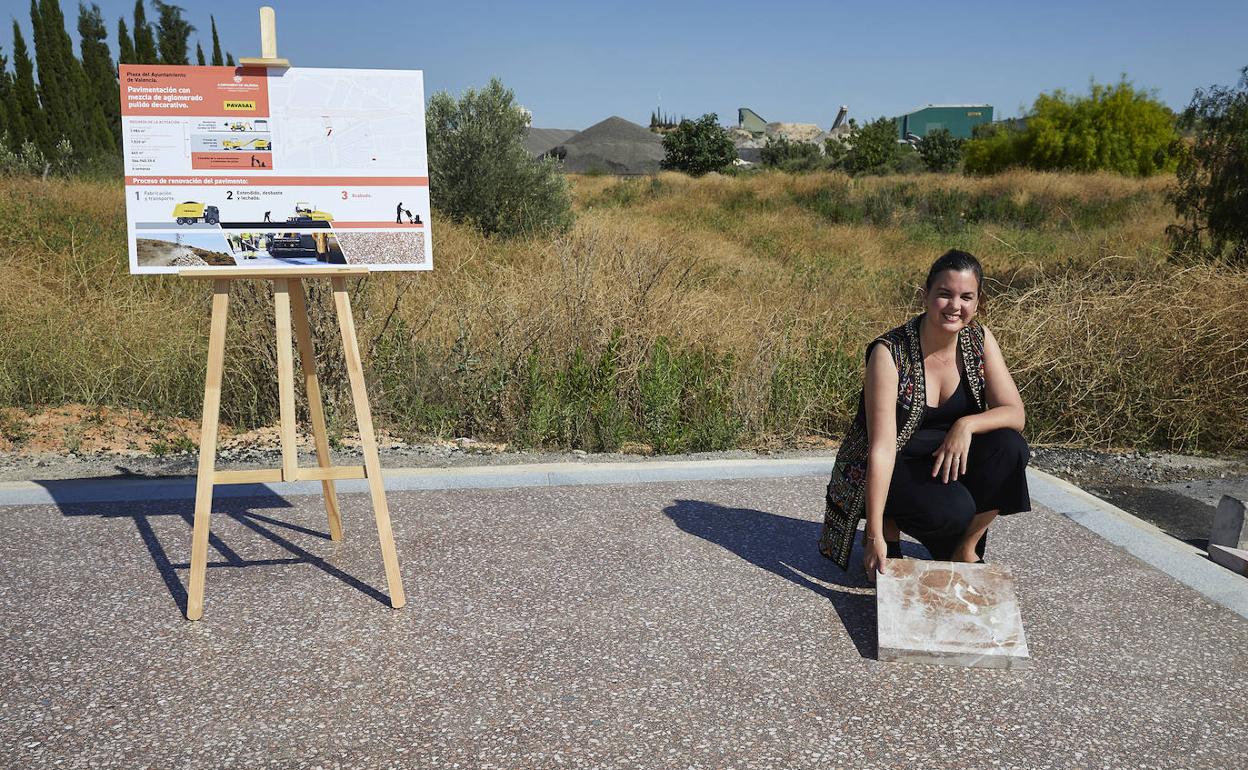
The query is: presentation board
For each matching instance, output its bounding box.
[120,65,431,273]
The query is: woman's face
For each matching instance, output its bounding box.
[923,269,980,333]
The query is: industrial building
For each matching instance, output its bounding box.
[894,104,993,141]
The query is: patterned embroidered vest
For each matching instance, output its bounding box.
[819,314,987,570]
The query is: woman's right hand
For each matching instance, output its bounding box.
[862,534,888,581]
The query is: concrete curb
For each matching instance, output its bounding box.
[0,457,833,508]
[1026,467,1248,621]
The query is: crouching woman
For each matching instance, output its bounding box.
[819,250,1031,578]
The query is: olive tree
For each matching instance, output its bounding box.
[426,78,572,238]
[1169,66,1248,262]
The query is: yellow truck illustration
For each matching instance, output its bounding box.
[172,201,220,225]
[222,138,272,150]
[228,121,251,131]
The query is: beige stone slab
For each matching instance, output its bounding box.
[876,559,1031,670]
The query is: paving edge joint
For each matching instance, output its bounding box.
[1026,467,1248,621]
[0,457,833,508]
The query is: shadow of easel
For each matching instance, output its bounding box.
[41,483,392,617]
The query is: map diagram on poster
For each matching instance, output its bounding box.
[119,65,431,274]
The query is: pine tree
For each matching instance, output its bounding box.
[133,0,157,65]
[153,1,193,65]
[209,15,222,66]
[117,18,135,65]
[78,2,120,150]
[10,20,46,152]
[195,41,204,65]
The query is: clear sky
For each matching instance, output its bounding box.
[4,0,1246,130]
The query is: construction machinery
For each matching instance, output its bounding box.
[222,138,272,151]
[286,202,333,223]
[269,232,342,263]
[172,201,220,225]
[228,121,251,131]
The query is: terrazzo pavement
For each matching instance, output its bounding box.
[1,476,1244,769]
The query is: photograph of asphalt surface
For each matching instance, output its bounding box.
[1,474,1244,769]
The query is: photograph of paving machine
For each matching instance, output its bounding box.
[172,201,220,225]
[268,231,345,263]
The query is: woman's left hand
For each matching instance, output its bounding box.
[932,419,973,483]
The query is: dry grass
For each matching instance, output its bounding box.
[0,170,1244,453]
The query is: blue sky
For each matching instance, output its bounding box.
[3,0,1246,129]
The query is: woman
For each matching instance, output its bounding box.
[819,250,1030,578]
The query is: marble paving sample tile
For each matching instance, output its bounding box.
[876,559,1031,669]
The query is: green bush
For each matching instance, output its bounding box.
[661,113,738,176]
[964,78,1179,176]
[962,123,1020,175]
[1169,66,1248,263]
[846,116,906,175]
[426,78,573,238]
[916,128,965,172]
[760,135,825,172]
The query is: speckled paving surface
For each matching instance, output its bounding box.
[1,476,1245,769]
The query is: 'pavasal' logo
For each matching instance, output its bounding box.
[224,100,255,111]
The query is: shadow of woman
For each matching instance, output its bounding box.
[663,498,888,659]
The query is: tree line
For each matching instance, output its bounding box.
[0,0,233,175]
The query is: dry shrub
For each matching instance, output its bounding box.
[2,170,1244,453]
[990,260,1248,450]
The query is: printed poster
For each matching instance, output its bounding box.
[119,65,431,273]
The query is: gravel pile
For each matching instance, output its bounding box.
[336,231,426,265]
[552,116,664,175]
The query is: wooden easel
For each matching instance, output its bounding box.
[180,8,404,621]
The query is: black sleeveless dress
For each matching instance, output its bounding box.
[881,370,1031,560]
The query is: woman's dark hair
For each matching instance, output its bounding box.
[925,249,983,291]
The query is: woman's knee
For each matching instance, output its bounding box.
[974,428,1030,468]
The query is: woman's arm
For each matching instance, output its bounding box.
[962,325,1025,433]
[863,343,899,576]
[931,325,1026,482]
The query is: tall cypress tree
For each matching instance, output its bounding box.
[117,18,135,65]
[78,2,120,150]
[36,0,102,155]
[132,0,157,65]
[30,0,68,152]
[209,15,222,66]
[10,21,46,152]
[225,52,234,66]
[153,1,193,65]
[195,41,204,65]
[0,48,12,147]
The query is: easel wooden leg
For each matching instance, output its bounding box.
[187,279,230,621]
[273,279,300,481]
[290,279,344,540]
[331,277,406,609]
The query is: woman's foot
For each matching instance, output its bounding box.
[951,548,981,563]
